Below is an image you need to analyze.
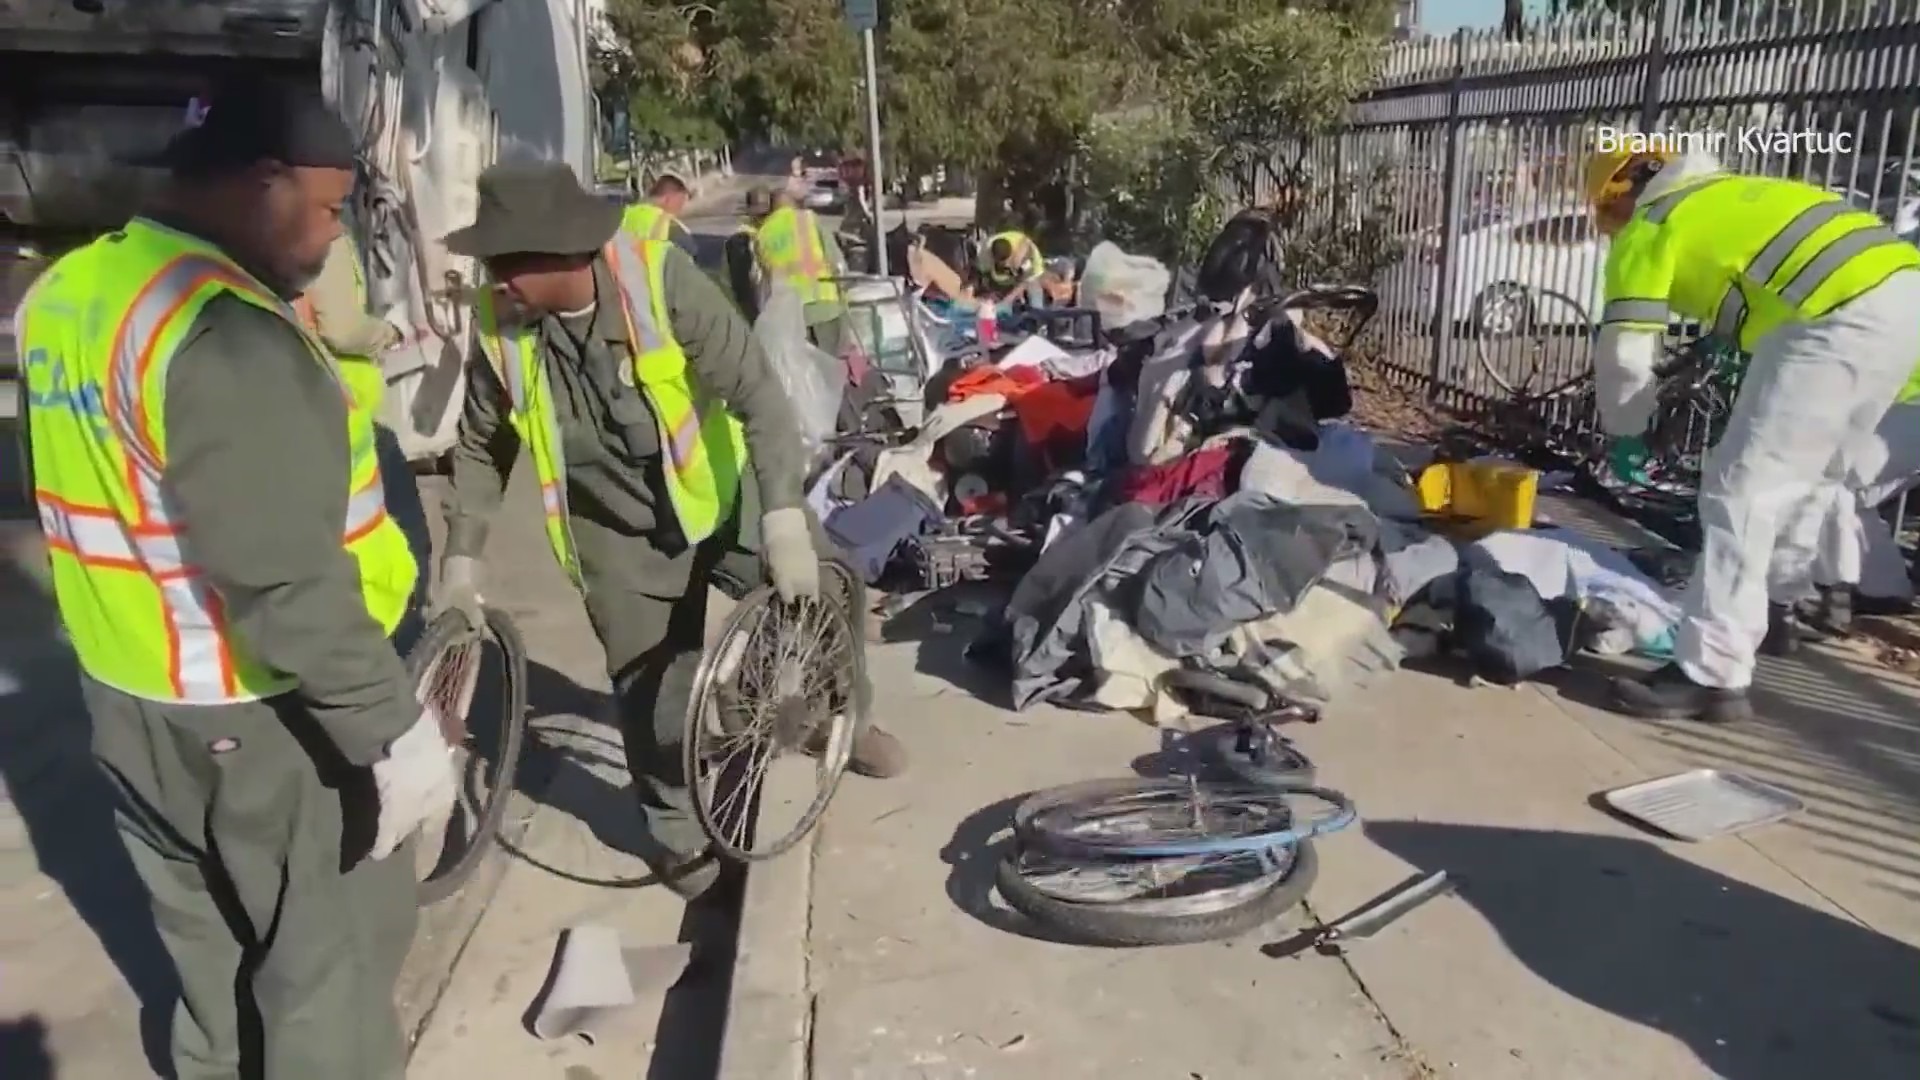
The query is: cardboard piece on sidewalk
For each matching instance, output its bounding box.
[528,925,694,1045]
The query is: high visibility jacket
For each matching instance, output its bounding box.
[621,202,679,244]
[472,234,748,586]
[753,207,840,305]
[1601,173,1920,354]
[17,219,417,703]
[292,233,387,419]
[985,230,1045,288]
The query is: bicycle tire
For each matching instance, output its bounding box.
[1018,778,1357,859]
[406,606,528,907]
[684,559,863,862]
[1203,726,1317,789]
[994,839,1320,947]
[1472,283,1593,401]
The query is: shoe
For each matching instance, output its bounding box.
[645,846,721,901]
[1607,663,1753,724]
[849,724,908,779]
[1760,603,1800,657]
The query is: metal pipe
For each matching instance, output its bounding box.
[861,26,888,277]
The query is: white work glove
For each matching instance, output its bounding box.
[369,706,458,861]
[436,554,485,629]
[761,507,821,603]
[1591,325,1663,437]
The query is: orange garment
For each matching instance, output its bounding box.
[946,364,1047,403]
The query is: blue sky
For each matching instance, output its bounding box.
[1422,0,1551,33]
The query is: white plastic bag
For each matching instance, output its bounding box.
[752,286,845,463]
[1080,241,1171,333]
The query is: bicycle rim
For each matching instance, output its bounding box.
[685,561,862,862]
[1008,844,1296,914]
[408,607,528,906]
[1023,780,1357,858]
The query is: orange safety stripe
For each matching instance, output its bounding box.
[601,240,705,472]
[74,249,380,700]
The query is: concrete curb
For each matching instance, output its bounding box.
[715,764,818,1080]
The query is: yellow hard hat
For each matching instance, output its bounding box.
[1583,143,1676,209]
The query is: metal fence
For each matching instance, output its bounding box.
[1297,0,1920,451]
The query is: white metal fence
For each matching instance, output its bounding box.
[1295,0,1920,450]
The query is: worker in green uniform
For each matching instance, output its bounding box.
[982,229,1047,308]
[17,81,450,1080]
[620,171,699,258]
[296,229,434,620]
[436,160,908,900]
[723,190,765,319]
[751,188,853,359]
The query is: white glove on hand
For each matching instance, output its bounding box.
[369,706,458,861]
[761,508,821,603]
[437,555,486,629]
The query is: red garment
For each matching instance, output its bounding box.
[1010,373,1101,451]
[946,363,1047,403]
[1118,445,1237,506]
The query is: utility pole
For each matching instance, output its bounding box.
[846,0,887,276]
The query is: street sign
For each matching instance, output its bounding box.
[844,0,877,32]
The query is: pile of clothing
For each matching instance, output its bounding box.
[803,241,1689,718]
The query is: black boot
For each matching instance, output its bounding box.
[1607,663,1753,724]
[641,842,722,901]
[1759,603,1799,657]
[1805,585,1856,637]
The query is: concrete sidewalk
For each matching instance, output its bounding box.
[722,504,1920,1080]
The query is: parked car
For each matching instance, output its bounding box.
[1381,203,1603,333]
[795,150,845,213]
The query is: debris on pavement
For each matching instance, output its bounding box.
[529,927,694,1044]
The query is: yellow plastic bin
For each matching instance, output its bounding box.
[1415,461,1540,537]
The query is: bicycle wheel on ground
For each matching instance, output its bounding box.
[684,559,865,862]
[994,839,1320,947]
[1017,777,1356,859]
[406,606,528,907]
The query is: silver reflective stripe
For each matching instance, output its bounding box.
[603,238,668,353]
[1777,223,1905,307]
[1602,299,1669,325]
[1642,176,1732,225]
[1748,201,1851,287]
[539,481,563,516]
[110,255,254,477]
[346,480,387,538]
[1713,286,1748,341]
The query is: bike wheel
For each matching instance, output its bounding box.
[684,559,863,861]
[406,607,528,907]
[995,839,1320,947]
[1019,777,1356,859]
[1203,724,1317,788]
[1473,283,1593,400]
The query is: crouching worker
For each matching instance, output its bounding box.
[981,229,1047,308]
[1586,142,1920,722]
[435,160,908,899]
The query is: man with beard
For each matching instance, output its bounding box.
[436,160,907,900]
[14,79,450,1079]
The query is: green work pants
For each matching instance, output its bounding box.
[570,471,866,857]
[81,675,417,1080]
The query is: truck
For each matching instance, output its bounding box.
[0,0,601,461]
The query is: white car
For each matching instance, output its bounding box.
[1381,204,1605,334]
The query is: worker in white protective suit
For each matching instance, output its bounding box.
[1765,399,1920,643]
[1586,142,1920,722]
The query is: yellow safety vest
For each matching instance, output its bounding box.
[620,202,679,244]
[472,234,748,586]
[1601,174,1920,354]
[17,219,417,703]
[293,233,387,419]
[753,207,840,305]
[985,230,1045,288]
